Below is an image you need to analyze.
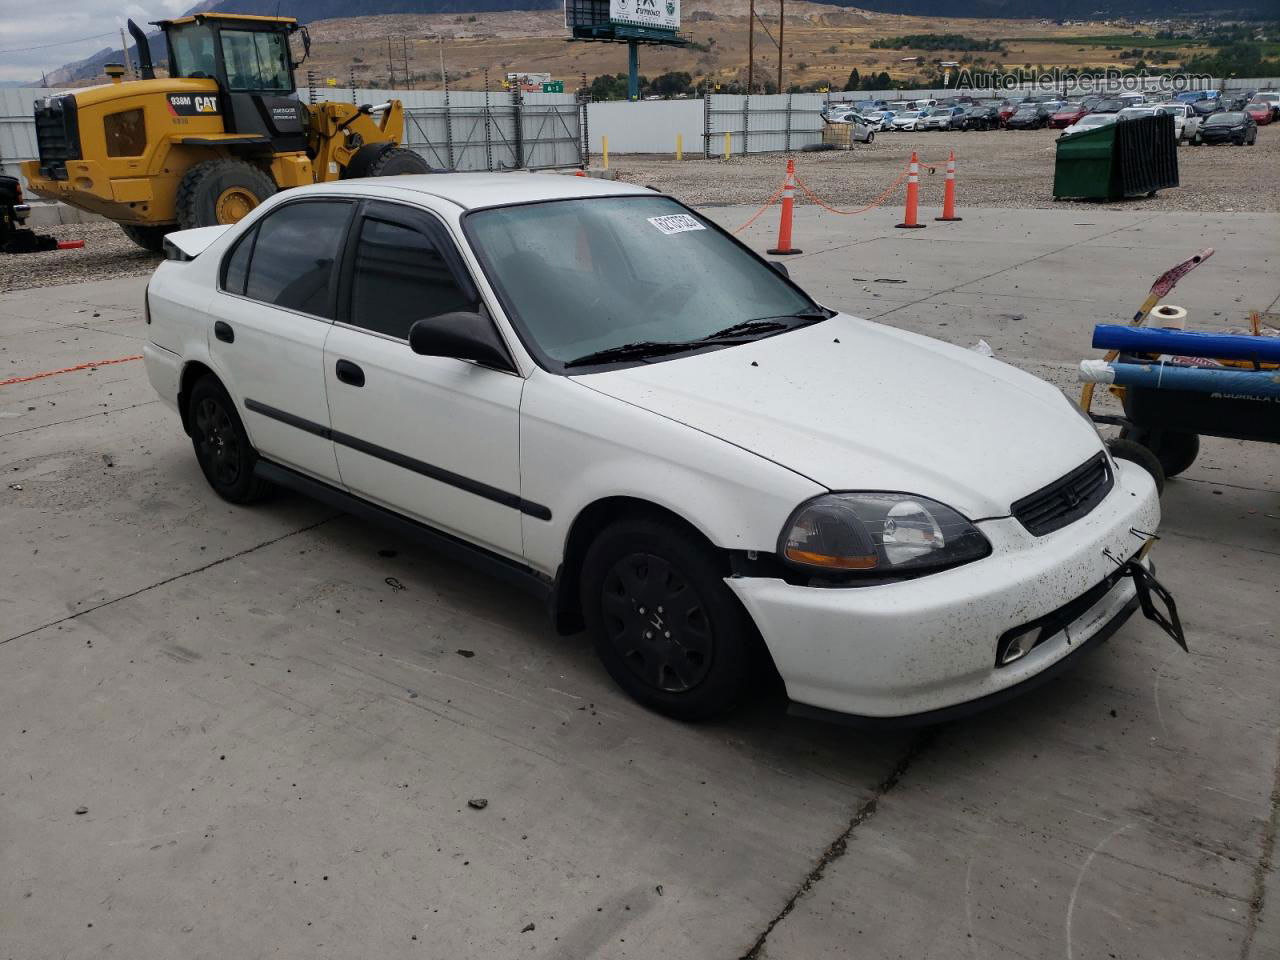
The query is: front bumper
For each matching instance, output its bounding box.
[20,159,158,224]
[727,458,1161,721]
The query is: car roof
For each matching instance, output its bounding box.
[294,172,653,211]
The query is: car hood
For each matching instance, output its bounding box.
[571,315,1103,520]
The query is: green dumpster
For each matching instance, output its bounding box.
[1053,113,1179,200]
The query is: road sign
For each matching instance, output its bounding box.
[542,81,565,93]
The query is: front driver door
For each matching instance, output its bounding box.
[322,200,526,561]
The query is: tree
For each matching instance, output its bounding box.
[843,67,860,91]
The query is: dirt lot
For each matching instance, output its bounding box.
[613,125,1280,212]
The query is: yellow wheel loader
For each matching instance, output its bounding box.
[21,13,430,251]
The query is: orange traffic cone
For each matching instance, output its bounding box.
[935,151,962,222]
[768,157,802,255]
[896,152,925,229]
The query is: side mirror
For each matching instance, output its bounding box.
[769,261,790,279]
[408,310,514,372]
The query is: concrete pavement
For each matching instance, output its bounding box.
[1,205,1277,960]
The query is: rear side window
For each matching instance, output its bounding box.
[231,201,350,318]
[348,216,473,339]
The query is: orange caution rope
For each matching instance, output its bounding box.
[0,354,143,387]
[731,179,788,235]
[792,169,908,216]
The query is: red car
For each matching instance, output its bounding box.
[997,101,1019,125]
[1050,103,1088,128]
[1245,101,1274,125]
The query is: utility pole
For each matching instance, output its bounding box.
[119,29,135,79]
[435,34,447,88]
[387,38,396,88]
[403,35,412,89]
[777,0,784,94]
[747,0,755,94]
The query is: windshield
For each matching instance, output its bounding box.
[1080,115,1110,125]
[1206,112,1243,125]
[465,196,822,368]
[220,29,292,92]
[899,111,920,119]
[167,23,218,79]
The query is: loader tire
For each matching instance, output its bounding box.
[175,159,276,230]
[119,223,171,253]
[364,146,431,177]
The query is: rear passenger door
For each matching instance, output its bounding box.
[207,198,353,484]
[322,200,526,560]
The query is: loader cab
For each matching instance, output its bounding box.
[156,14,309,154]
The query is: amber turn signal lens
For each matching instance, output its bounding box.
[783,547,878,570]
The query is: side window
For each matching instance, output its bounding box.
[348,216,473,340]
[243,201,350,318]
[221,226,256,295]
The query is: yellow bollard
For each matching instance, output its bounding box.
[723,131,731,160]
[602,135,609,170]
[676,133,682,161]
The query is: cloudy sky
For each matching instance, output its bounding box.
[0,1,191,83]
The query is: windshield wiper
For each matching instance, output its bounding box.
[563,340,705,368]
[699,311,830,343]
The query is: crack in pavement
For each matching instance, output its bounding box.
[740,726,939,959]
[0,399,159,440]
[1241,730,1280,960]
[0,516,337,648]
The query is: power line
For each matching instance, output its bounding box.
[0,31,117,56]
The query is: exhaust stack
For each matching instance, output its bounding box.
[126,20,155,80]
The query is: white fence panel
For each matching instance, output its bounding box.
[704,94,823,156]
[585,99,703,154]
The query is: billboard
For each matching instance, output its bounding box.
[609,0,679,32]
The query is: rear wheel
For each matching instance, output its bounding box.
[187,376,270,504]
[581,517,760,720]
[175,159,277,230]
[119,223,171,252]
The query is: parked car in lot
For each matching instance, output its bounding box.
[1050,103,1088,128]
[1059,112,1118,137]
[866,110,896,131]
[140,173,1171,724]
[1193,110,1258,145]
[919,105,964,131]
[1088,98,1128,115]
[1006,104,1053,129]
[957,104,1002,131]
[1189,98,1225,119]
[890,110,923,131]
[1251,91,1280,120]
[1154,102,1202,141]
[1245,101,1274,125]
[827,111,877,142]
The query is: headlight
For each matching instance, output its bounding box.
[779,493,991,577]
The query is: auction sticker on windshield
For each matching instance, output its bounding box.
[647,214,705,235]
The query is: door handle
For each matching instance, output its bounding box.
[214,321,234,343]
[335,359,365,388]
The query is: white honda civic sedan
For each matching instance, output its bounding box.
[144,173,1171,725]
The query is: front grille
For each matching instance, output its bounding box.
[1011,452,1113,537]
[33,95,80,179]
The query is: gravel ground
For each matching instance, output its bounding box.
[612,126,1279,213]
[1,222,161,294]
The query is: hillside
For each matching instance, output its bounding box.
[44,1,1268,91]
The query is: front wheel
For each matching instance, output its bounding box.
[581,518,761,720]
[175,159,276,229]
[865,131,874,144]
[119,223,171,252]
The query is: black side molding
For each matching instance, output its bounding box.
[180,136,270,146]
[243,398,551,520]
[254,460,554,604]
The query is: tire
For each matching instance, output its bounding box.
[866,131,874,144]
[1121,427,1199,478]
[187,376,270,504]
[119,223,171,252]
[175,159,276,230]
[1107,438,1165,495]
[580,516,760,720]
[365,146,431,177]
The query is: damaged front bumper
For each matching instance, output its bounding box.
[727,458,1168,724]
